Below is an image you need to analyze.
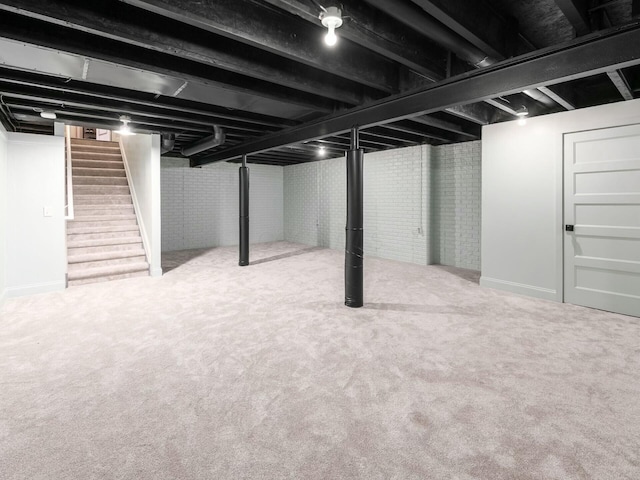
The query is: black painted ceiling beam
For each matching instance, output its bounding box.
[260,0,445,82]
[555,0,591,36]
[192,23,640,166]
[408,0,513,60]
[0,0,370,106]
[0,12,338,114]
[0,68,296,129]
[119,0,399,93]
[0,88,273,135]
[409,115,479,138]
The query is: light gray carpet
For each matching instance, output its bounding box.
[1,241,639,479]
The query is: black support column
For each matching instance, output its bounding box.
[345,127,364,308]
[239,155,249,266]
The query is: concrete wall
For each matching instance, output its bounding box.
[481,98,640,301]
[0,124,7,306]
[161,159,284,252]
[283,141,481,269]
[5,133,66,297]
[121,134,162,276]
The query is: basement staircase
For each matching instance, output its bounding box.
[66,138,150,286]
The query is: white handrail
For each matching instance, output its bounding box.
[64,125,74,220]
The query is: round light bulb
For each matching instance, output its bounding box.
[517,117,527,126]
[325,26,337,46]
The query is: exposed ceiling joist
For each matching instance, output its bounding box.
[191,23,640,166]
[4,1,374,107]
[260,0,445,81]
[537,86,576,110]
[118,0,398,93]
[408,0,513,59]
[607,70,635,100]
[555,0,591,36]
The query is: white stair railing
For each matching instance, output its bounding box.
[64,125,74,220]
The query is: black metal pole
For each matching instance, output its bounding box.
[239,155,249,266]
[345,126,364,308]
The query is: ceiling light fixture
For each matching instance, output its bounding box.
[117,115,136,136]
[318,145,326,156]
[516,106,528,126]
[320,6,343,47]
[40,111,57,120]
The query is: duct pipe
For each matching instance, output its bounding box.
[345,127,364,308]
[181,125,225,156]
[239,155,249,266]
[161,133,175,154]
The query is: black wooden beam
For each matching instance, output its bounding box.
[261,0,445,81]
[191,23,640,166]
[0,67,294,129]
[0,0,370,106]
[408,0,513,60]
[555,0,591,36]
[119,0,399,93]
[0,12,338,115]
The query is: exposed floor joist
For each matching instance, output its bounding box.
[192,23,640,166]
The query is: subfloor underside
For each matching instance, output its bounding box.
[1,241,639,479]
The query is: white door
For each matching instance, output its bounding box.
[96,129,111,141]
[564,124,640,318]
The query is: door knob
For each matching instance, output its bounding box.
[565,225,574,232]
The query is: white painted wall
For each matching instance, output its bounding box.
[121,134,162,276]
[481,98,640,301]
[0,124,8,306]
[161,159,284,252]
[5,133,66,297]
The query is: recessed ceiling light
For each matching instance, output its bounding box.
[40,111,57,120]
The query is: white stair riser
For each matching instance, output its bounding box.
[67,235,142,248]
[67,225,139,236]
[73,205,135,215]
[68,219,138,229]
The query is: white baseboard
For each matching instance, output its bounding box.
[480,276,559,302]
[5,280,66,298]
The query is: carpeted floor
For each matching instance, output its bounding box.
[1,241,639,479]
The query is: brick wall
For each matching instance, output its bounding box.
[161,158,283,252]
[283,141,481,271]
[432,141,482,270]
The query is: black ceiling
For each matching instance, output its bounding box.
[0,0,638,166]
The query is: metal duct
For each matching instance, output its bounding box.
[181,126,225,156]
[161,133,175,154]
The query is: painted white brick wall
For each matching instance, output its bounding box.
[283,141,481,271]
[432,141,482,271]
[284,145,431,265]
[161,158,283,252]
